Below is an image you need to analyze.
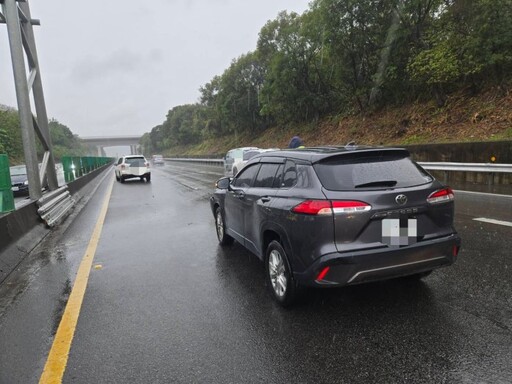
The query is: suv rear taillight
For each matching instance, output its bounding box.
[292,200,371,215]
[145,162,150,167]
[121,164,126,170]
[427,188,454,204]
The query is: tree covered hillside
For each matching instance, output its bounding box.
[142,0,512,155]
[0,107,88,165]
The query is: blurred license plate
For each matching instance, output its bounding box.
[382,218,417,247]
[12,186,19,191]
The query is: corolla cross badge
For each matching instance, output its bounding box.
[395,194,407,205]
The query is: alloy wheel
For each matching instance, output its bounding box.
[268,250,287,298]
[216,211,224,241]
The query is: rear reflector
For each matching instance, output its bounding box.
[331,200,372,214]
[427,188,454,204]
[316,266,330,281]
[453,245,459,257]
[292,200,371,215]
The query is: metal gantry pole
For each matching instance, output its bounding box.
[18,1,58,191]
[1,0,58,199]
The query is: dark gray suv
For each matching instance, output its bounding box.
[210,146,461,306]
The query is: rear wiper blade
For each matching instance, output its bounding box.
[355,180,397,188]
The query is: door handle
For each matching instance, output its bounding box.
[261,196,271,203]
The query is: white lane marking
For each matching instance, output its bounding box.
[473,218,512,228]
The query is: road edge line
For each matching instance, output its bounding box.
[39,175,115,384]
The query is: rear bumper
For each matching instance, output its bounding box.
[120,170,150,178]
[294,234,461,287]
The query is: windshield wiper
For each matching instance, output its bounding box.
[354,180,397,188]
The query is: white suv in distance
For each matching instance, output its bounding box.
[231,148,280,176]
[223,147,258,176]
[115,155,151,183]
[152,154,164,165]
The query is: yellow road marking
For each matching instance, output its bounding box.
[39,176,115,384]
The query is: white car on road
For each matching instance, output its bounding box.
[115,155,151,183]
[231,148,280,176]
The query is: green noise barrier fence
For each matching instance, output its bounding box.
[0,154,15,214]
[61,156,113,183]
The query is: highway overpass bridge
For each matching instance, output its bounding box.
[81,135,142,156]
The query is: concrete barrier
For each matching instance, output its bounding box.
[0,163,113,284]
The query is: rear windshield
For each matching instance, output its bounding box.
[313,153,432,191]
[125,157,146,166]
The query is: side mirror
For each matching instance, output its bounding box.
[215,177,231,190]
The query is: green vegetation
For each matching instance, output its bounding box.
[0,108,87,165]
[143,0,512,155]
[47,119,89,159]
[0,109,24,164]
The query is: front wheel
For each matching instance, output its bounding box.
[265,240,298,307]
[215,207,233,245]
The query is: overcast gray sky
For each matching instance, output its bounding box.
[0,0,311,138]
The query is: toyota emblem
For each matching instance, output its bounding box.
[395,194,407,205]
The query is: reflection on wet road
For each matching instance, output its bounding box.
[0,162,511,383]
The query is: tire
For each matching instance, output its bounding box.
[265,240,298,307]
[120,175,125,183]
[146,174,151,182]
[115,173,120,182]
[215,207,233,245]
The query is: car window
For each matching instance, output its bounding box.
[272,164,284,188]
[10,166,27,176]
[313,153,432,191]
[282,160,297,188]
[232,164,260,188]
[254,163,280,188]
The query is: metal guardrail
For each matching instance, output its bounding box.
[165,158,224,166]
[37,185,75,227]
[417,162,512,173]
[165,158,512,174]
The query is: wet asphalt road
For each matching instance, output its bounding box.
[0,162,511,383]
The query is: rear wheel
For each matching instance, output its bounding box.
[265,240,298,307]
[146,174,151,182]
[215,207,233,245]
[115,173,120,182]
[120,175,125,183]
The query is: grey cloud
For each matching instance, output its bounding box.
[70,50,148,83]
